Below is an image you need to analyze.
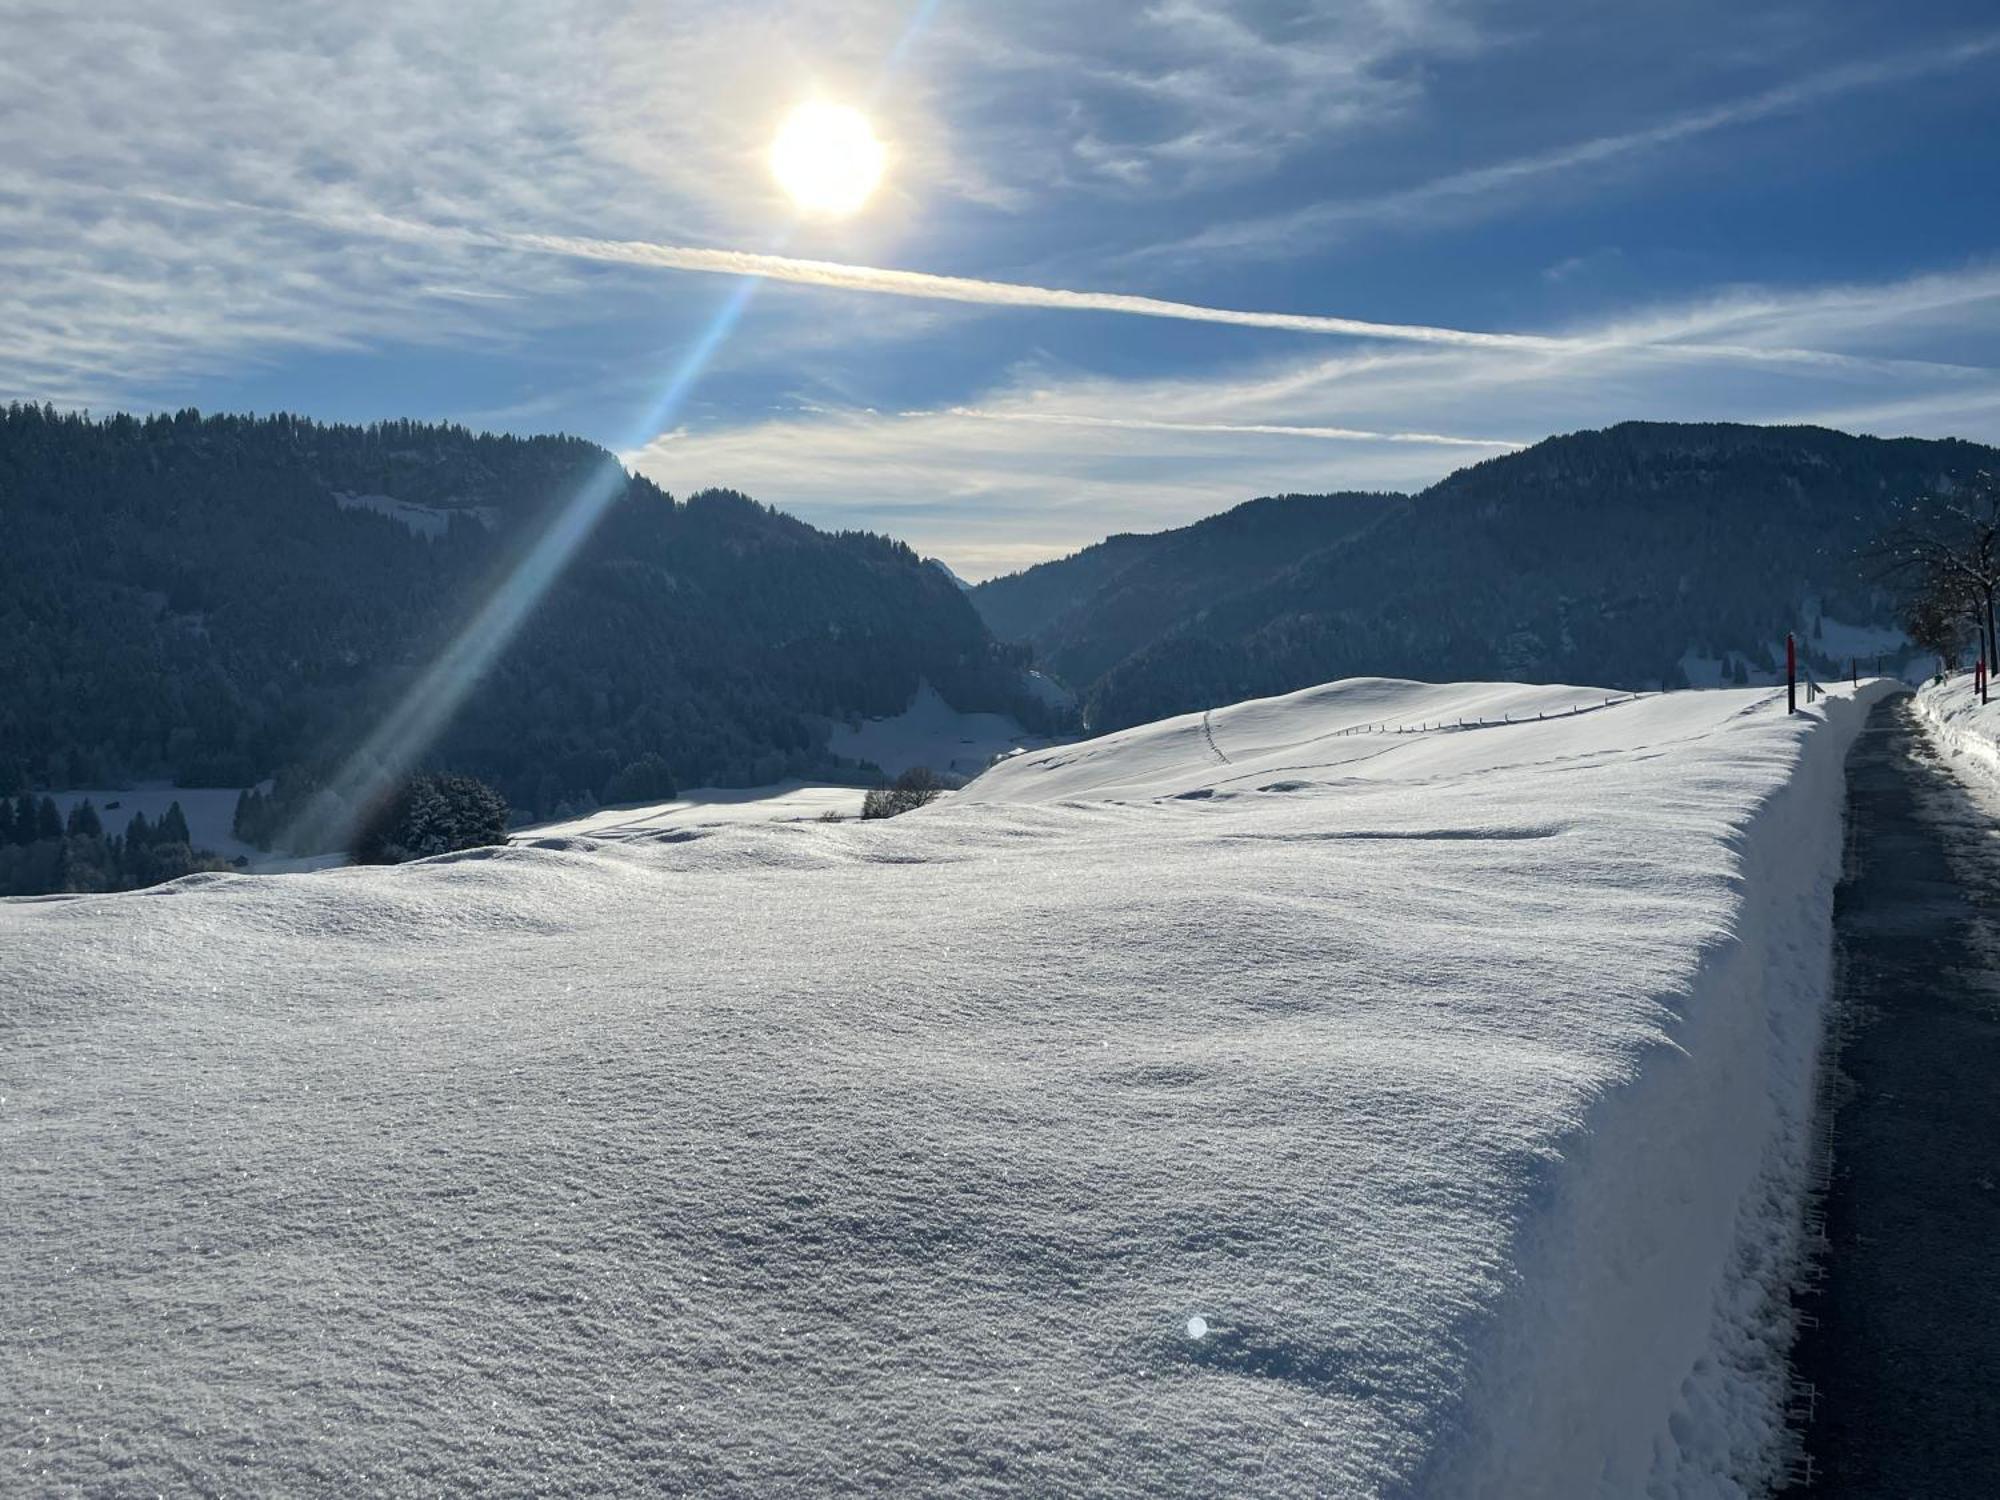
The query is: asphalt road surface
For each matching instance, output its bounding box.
[1785,695,2000,1495]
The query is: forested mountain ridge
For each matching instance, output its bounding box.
[970,491,1406,689]
[0,406,1046,813]
[973,422,1998,731]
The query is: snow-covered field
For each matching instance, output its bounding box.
[1677,617,1917,691]
[332,490,499,538]
[2,677,1889,1495]
[825,680,1058,780]
[43,786,345,875]
[48,781,874,873]
[45,784,258,862]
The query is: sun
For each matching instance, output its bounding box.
[769,101,886,218]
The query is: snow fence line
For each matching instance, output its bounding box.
[1422,678,1897,1497]
[1912,675,2000,782]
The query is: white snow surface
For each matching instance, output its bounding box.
[2,676,1890,1496]
[1912,673,2000,780]
[332,490,497,538]
[45,784,253,860]
[1813,615,1906,665]
[523,780,870,840]
[826,680,1058,779]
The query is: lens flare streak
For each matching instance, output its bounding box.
[291,0,945,853]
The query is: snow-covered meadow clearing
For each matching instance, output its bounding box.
[42,785,263,867]
[824,680,1060,781]
[2,677,1889,1495]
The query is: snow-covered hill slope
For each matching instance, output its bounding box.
[521,780,871,840]
[1,677,1891,1496]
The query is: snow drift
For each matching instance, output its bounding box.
[1912,673,2000,782]
[1,677,1890,1495]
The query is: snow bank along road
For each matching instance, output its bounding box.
[2,676,1892,1496]
[1910,669,2000,776]
[1784,691,2000,1496]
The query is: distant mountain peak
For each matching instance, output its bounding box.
[925,557,973,591]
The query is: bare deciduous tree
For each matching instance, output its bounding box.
[1900,560,1978,664]
[1873,470,2000,672]
[861,766,949,820]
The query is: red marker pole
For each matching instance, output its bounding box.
[1787,632,1797,715]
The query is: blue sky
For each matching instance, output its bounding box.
[4,0,1999,576]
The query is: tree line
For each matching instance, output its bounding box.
[972,423,2000,731]
[0,404,1061,825]
[0,794,229,897]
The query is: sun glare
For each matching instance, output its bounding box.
[769,100,887,217]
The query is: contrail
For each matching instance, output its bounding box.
[489,228,1975,374]
[124,194,1993,376]
[499,230,1569,352]
[906,406,1527,448]
[154,195,1569,354]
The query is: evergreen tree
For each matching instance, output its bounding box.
[605,753,677,804]
[352,772,510,864]
[233,787,261,841]
[65,799,102,839]
[34,796,62,841]
[160,800,191,846]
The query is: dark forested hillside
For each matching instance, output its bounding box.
[0,406,1046,815]
[970,491,1405,689]
[973,423,1999,731]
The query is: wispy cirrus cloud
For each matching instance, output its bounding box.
[628,258,2000,578]
[1140,28,2000,263]
[4,0,1985,406]
[1052,0,1487,191]
[910,406,1528,448]
[0,0,1010,400]
[3,0,1997,581]
[0,0,1494,404]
